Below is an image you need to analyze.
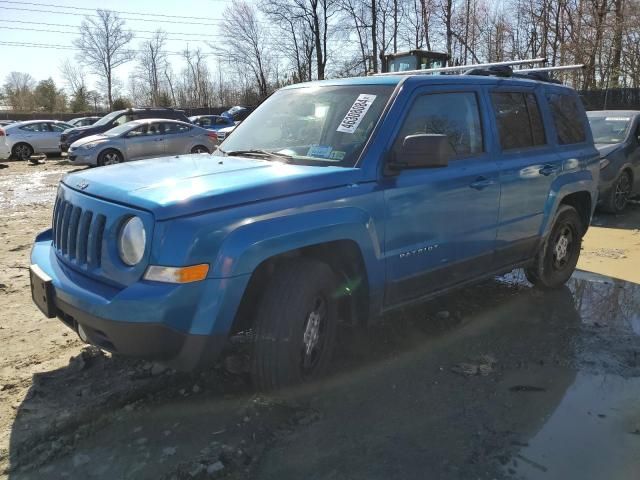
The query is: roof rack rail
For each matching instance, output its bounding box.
[516,64,585,74]
[374,57,546,76]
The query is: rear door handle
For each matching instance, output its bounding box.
[539,164,559,176]
[469,177,495,190]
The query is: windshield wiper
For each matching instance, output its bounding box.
[222,149,293,161]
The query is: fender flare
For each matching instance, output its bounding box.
[539,169,596,238]
[210,206,384,294]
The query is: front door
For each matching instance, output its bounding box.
[124,123,165,160]
[383,89,501,306]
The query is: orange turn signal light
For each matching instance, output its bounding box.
[144,264,209,284]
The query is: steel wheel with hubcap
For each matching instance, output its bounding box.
[525,205,583,289]
[250,259,338,390]
[98,150,123,166]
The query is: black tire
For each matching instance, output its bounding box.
[525,205,583,289]
[12,143,33,161]
[250,259,338,391]
[601,170,632,213]
[191,145,209,154]
[97,149,123,166]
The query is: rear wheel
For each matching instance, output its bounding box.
[191,145,209,154]
[525,205,583,289]
[97,149,123,166]
[602,170,632,213]
[250,259,338,391]
[12,143,33,161]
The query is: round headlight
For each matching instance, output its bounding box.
[118,216,146,266]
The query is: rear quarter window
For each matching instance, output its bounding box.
[546,92,587,145]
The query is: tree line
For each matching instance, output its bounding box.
[2,0,640,113]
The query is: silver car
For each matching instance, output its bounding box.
[0,120,74,160]
[68,118,218,166]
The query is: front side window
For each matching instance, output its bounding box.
[49,123,70,132]
[587,115,632,144]
[546,92,587,145]
[395,92,483,157]
[215,84,394,166]
[491,92,546,150]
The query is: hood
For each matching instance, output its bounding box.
[65,123,107,139]
[62,154,362,220]
[595,143,623,157]
[70,134,110,148]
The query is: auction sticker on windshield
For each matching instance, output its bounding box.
[337,94,377,134]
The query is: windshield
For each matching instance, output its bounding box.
[104,121,140,136]
[93,110,122,127]
[215,84,394,166]
[588,115,631,144]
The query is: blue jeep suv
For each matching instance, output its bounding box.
[30,73,599,389]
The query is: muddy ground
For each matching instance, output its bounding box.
[1,159,639,479]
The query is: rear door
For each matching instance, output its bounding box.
[162,122,193,155]
[490,88,562,267]
[382,87,501,305]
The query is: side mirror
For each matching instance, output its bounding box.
[392,134,453,170]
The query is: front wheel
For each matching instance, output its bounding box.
[525,205,583,289]
[602,170,632,213]
[97,149,123,166]
[250,259,338,391]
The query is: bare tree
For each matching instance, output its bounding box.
[74,9,134,110]
[260,0,316,83]
[136,30,169,106]
[60,59,91,111]
[3,72,36,111]
[219,1,271,98]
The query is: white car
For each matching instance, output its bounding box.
[0,120,73,160]
[216,124,237,141]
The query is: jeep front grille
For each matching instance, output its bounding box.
[52,196,106,267]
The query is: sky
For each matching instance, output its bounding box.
[0,0,235,93]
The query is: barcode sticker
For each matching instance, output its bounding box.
[337,94,377,134]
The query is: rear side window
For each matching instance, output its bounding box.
[395,92,483,157]
[163,122,191,134]
[546,92,587,144]
[20,123,48,132]
[491,92,546,150]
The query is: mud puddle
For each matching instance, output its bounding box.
[5,270,640,480]
[507,372,640,479]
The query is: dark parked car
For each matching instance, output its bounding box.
[221,105,254,122]
[189,115,235,131]
[60,108,190,152]
[68,116,101,127]
[587,110,640,212]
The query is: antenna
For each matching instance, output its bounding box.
[375,57,547,76]
[517,64,585,73]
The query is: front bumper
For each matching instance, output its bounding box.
[67,149,98,166]
[31,230,250,370]
[60,142,70,153]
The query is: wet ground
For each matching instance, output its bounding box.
[1,159,639,479]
